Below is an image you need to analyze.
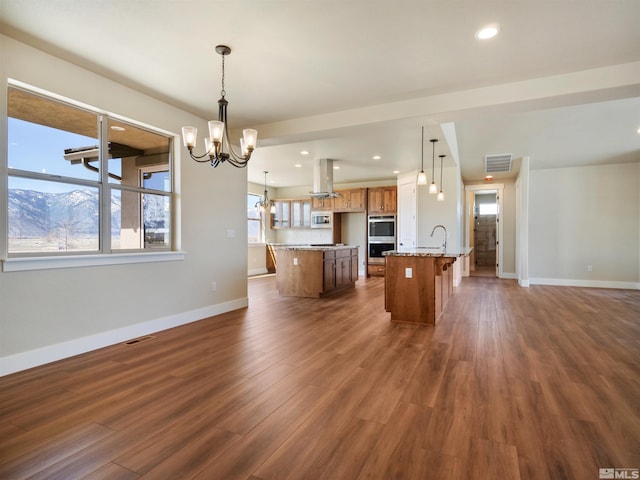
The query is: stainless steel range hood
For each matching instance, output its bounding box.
[309,158,339,198]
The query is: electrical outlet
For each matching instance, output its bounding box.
[587,265,593,272]
[293,257,298,266]
[226,229,235,238]
[211,282,217,292]
[405,267,412,278]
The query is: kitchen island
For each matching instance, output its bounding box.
[383,249,460,325]
[276,245,358,298]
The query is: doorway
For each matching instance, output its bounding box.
[472,191,498,277]
[465,184,503,278]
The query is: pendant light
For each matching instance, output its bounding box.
[255,171,275,213]
[437,154,445,202]
[417,127,427,185]
[429,139,438,194]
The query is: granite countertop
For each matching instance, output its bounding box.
[384,247,472,257]
[274,244,357,251]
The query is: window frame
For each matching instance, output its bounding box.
[247,192,264,244]
[3,83,183,271]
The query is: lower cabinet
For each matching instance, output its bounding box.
[277,247,358,298]
[367,263,386,277]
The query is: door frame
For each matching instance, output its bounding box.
[465,183,504,278]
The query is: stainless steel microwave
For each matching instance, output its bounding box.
[311,212,333,228]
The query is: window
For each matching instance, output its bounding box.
[247,193,262,243]
[478,203,498,215]
[7,86,175,257]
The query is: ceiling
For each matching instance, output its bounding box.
[1,1,639,188]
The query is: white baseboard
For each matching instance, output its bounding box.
[519,279,530,287]
[529,278,640,290]
[500,272,517,279]
[0,297,248,377]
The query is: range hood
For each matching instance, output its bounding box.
[309,158,339,198]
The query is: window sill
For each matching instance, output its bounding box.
[2,251,186,272]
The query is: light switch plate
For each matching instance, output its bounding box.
[405,267,412,278]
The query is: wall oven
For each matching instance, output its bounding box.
[368,215,396,264]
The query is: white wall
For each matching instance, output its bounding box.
[416,164,460,249]
[529,162,640,288]
[0,36,249,374]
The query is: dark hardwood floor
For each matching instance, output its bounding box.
[1,275,639,479]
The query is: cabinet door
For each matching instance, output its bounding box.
[272,200,290,228]
[290,199,311,228]
[350,252,359,281]
[368,188,383,213]
[333,191,348,212]
[335,257,350,288]
[368,187,397,213]
[382,187,397,213]
[312,197,333,211]
[323,259,335,291]
[349,188,366,211]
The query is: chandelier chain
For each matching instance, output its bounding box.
[220,52,226,98]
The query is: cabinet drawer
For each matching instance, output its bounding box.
[323,250,336,260]
[368,264,386,276]
[336,249,351,258]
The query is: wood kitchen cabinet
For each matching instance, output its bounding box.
[271,200,290,229]
[273,199,311,229]
[311,196,333,211]
[367,186,397,214]
[276,246,358,298]
[291,199,311,228]
[333,188,367,212]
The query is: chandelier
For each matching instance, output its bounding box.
[256,171,275,213]
[181,45,257,168]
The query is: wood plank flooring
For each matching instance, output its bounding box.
[1,275,639,479]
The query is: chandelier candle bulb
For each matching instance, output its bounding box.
[181,126,197,148]
[208,121,224,143]
[243,129,258,150]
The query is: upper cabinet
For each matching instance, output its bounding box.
[291,199,312,228]
[311,196,333,211]
[271,200,290,229]
[333,188,367,212]
[272,198,311,229]
[367,186,397,214]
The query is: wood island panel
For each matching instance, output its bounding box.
[276,247,358,298]
[384,254,456,325]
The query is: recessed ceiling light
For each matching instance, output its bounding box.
[110,125,126,131]
[294,163,302,168]
[475,24,500,40]
[372,155,381,160]
[300,150,309,155]
[393,170,400,174]
[637,127,640,135]
[485,175,494,181]
[333,165,340,170]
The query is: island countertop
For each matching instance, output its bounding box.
[275,244,358,251]
[383,247,472,257]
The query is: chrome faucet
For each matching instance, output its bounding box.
[430,224,447,252]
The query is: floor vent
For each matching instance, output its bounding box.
[485,154,512,173]
[124,335,155,345]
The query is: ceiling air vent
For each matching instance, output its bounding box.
[484,154,512,174]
